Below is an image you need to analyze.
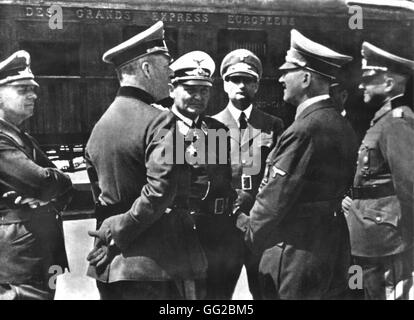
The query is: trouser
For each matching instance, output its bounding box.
[244,244,263,300]
[0,283,54,300]
[193,215,244,300]
[96,279,205,300]
[258,214,351,300]
[354,250,414,300]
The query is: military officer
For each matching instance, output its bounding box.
[85,22,207,300]
[0,51,73,299]
[342,42,414,300]
[238,29,358,299]
[169,50,239,299]
[213,49,284,299]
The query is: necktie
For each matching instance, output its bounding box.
[239,112,248,133]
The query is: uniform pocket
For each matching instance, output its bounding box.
[363,207,399,227]
[362,197,400,228]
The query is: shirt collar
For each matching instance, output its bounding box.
[227,103,253,125]
[171,105,200,135]
[295,94,330,120]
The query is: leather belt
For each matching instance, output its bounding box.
[173,197,232,215]
[350,183,395,200]
[294,198,342,218]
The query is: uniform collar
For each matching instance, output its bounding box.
[227,102,253,125]
[117,86,155,104]
[0,117,29,149]
[0,117,22,134]
[371,94,404,125]
[295,94,330,120]
[171,105,202,136]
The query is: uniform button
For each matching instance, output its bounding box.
[190,211,195,215]
[375,216,382,222]
[241,160,246,165]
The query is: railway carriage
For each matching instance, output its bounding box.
[0,0,412,160]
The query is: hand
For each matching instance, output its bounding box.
[234,189,254,213]
[236,212,250,232]
[87,226,112,247]
[87,221,114,268]
[86,243,112,268]
[2,191,50,209]
[342,196,353,216]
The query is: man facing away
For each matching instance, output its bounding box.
[0,50,73,300]
[85,22,207,300]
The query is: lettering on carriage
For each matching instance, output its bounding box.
[152,12,209,24]
[75,8,131,21]
[228,14,295,26]
[24,6,131,21]
[25,6,53,18]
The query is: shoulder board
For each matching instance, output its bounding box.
[151,103,167,111]
[392,108,404,118]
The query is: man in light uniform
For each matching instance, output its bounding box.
[342,42,414,300]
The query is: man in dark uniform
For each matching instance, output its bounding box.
[342,42,414,300]
[85,22,207,300]
[238,29,358,299]
[169,50,238,299]
[213,49,284,299]
[0,50,73,299]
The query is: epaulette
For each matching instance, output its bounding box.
[151,103,167,111]
[392,107,404,118]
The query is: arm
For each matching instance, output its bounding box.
[0,137,72,203]
[97,112,179,251]
[379,119,414,217]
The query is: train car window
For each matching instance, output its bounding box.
[19,41,80,76]
[217,29,267,65]
[122,25,178,59]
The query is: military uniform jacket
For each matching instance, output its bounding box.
[85,86,207,282]
[0,119,72,285]
[244,99,358,298]
[347,96,414,257]
[213,105,284,214]
[173,112,239,245]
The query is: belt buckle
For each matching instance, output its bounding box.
[214,198,225,215]
[241,174,252,190]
